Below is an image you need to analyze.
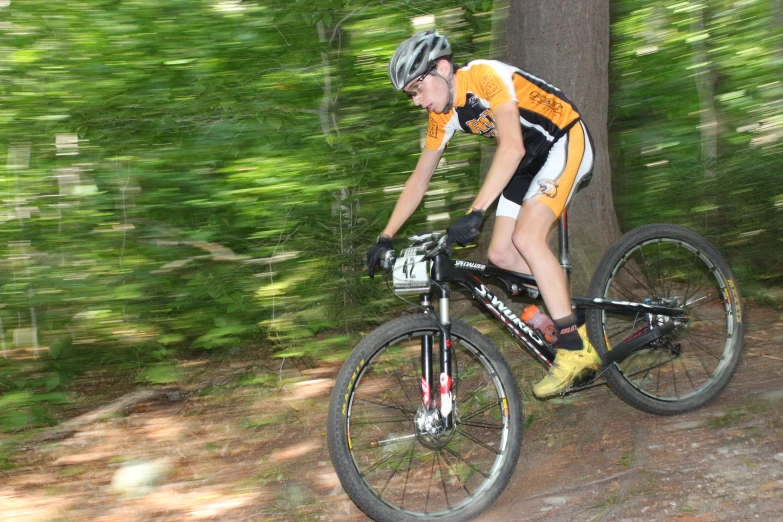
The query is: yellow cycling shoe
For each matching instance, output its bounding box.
[533,325,602,398]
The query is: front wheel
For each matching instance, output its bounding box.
[327,315,523,522]
[587,224,744,415]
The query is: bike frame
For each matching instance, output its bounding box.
[415,210,686,425]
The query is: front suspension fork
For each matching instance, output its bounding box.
[420,286,454,428]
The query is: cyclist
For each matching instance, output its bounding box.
[367,30,600,397]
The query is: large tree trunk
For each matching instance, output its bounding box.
[503,0,620,293]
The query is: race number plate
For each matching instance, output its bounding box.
[392,248,430,294]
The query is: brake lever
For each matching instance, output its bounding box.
[423,234,452,261]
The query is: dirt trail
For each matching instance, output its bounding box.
[1,304,782,521]
[481,304,783,522]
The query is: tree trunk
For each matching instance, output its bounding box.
[503,0,620,293]
[316,21,335,138]
[689,3,718,177]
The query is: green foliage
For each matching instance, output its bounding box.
[0,389,66,432]
[136,362,183,385]
[610,0,783,288]
[0,0,494,431]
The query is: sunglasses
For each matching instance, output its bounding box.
[405,67,435,98]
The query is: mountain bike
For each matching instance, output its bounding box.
[327,215,744,522]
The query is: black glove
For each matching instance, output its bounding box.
[448,209,484,246]
[367,235,393,279]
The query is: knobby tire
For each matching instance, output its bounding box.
[587,224,744,415]
[327,315,523,522]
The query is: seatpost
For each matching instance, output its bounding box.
[559,209,571,282]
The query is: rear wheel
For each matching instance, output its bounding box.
[327,315,523,522]
[587,224,744,415]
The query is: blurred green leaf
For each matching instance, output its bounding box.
[137,363,183,385]
[45,373,61,392]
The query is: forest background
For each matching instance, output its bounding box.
[0,0,781,438]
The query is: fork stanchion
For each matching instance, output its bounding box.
[420,294,433,410]
[437,284,454,428]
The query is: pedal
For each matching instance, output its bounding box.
[571,368,597,387]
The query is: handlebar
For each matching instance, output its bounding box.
[381,232,452,271]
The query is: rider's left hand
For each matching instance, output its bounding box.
[448,209,484,246]
[367,235,393,279]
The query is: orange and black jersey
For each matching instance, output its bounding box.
[425,60,581,161]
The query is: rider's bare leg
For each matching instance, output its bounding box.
[487,216,531,275]
[511,199,572,320]
[511,199,600,396]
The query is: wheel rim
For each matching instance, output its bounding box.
[344,328,512,517]
[601,237,738,402]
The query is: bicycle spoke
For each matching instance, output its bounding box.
[360,443,417,480]
[685,336,723,360]
[351,436,417,452]
[616,347,643,371]
[631,349,665,390]
[441,445,491,479]
[682,256,696,306]
[387,373,419,419]
[456,427,501,456]
[355,396,416,419]
[394,367,419,414]
[689,340,714,381]
[457,379,495,403]
[677,354,696,391]
[639,249,662,299]
[438,448,472,498]
[604,322,634,335]
[379,440,416,498]
[459,400,501,423]
[350,416,414,427]
[401,439,415,508]
[425,452,436,512]
[437,451,451,509]
[459,420,504,431]
[685,293,722,309]
[620,259,659,299]
[668,243,680,298]
[679,331,727,342]
[609,276,646,303]
[621,353,677,379]
[687,312,730,323]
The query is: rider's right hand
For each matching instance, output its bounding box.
[367,235,393,279]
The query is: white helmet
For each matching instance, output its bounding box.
[388,30,452,91]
